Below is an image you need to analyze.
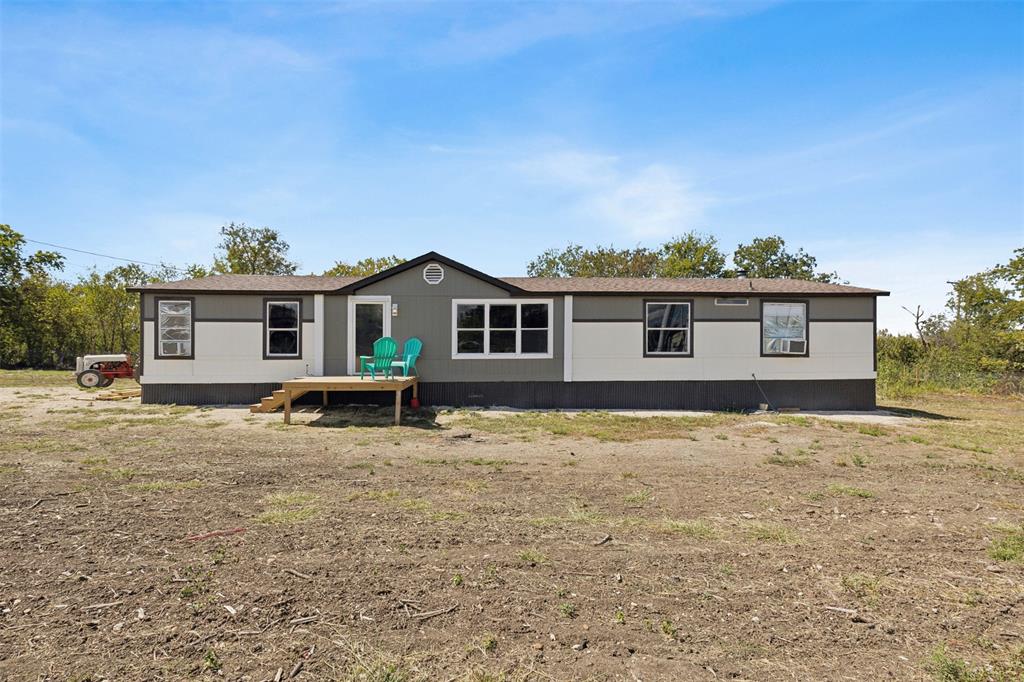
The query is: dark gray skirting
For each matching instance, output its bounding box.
[142,379,875,411]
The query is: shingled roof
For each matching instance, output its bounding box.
[132,252,888,296]
[131,274,360,293]
[502,277,887,296]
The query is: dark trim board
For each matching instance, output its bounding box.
[143,379,876,410]
[573,318,643,323]
[143,317,316,323]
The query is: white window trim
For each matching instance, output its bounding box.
[451,298,554,359]
[346,295,392,375]
[644,301,692,356]
[266,300,301,358]
[156,299,192,358]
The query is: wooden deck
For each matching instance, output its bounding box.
[275,375,419,426]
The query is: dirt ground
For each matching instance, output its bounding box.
[1,376,1022,681]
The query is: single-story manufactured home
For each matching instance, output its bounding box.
[130,252,888,410]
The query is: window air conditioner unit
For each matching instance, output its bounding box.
[779,339,806,354]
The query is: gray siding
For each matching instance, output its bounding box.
[324,294,347,375]
[573,296,643,321]
[694,297,759,321]
[357,263,564,381]
[808,296,874,320]
[143,293,315,321]
[574,295,875,322]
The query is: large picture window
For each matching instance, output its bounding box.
[157,299,193,358]
[762,301,808,356]
[452,300,552,358]
[265,300,301,358]
[644,301,692,356]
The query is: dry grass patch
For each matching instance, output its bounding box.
[989,525,1024,563]
[353,489,401,502]
[842,573,883,603]
[126,480,202,492]
[764,448,812,467]
[827,483,875,498]
[659,519,716,539]
[624,489,653,505]
[745,522,797,543]
[257,491,318,524]
[0,370,73,387]
[453,411,734,442]
[518,549,548,566]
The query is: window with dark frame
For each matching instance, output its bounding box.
[157,300,192,357]
[762,302,807,355]
[454,301,551,357]
[266,301,300,357]
[645,301,691,355]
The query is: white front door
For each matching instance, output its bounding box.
[347,296,391,374]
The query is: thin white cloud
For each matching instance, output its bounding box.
[817,230,1019,334]
[591,165,704,238]
[517,149,707,238]
[419,2,770,65]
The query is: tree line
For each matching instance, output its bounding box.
[526,233,839,281]
[0,222,414,368]
[1,221,1020,397]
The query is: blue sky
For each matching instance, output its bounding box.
[1,1,1021,332]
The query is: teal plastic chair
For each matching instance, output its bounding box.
[360,337,398,380]
[391,337,422,377]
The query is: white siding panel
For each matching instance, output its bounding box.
[571,321,875,381]
[142,322,315,384]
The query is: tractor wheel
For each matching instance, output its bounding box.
[99,376,114,388]
[77,370,103,388]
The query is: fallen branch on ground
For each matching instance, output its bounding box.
[823,606,857,615]
[411,605,457,621]
[184,527,246,542]
[82,600,123,610]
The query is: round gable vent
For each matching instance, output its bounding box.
[423,263,445,285]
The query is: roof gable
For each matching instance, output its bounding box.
[338,252,525,294]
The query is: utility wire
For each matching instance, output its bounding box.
[24,238,186,273]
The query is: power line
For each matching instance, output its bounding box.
[24,238,185,273]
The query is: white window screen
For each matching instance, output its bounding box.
[763,302,807,354]
[158,300,192,357]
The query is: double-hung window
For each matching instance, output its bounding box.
[157,299,193,358]
[265,300,301,358]
[644,301,692,356]
[762,301,808,356]
[452,300,552,358]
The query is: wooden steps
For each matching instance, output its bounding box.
[250,389,309,413]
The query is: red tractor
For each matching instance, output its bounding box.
[75,354,136,388]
